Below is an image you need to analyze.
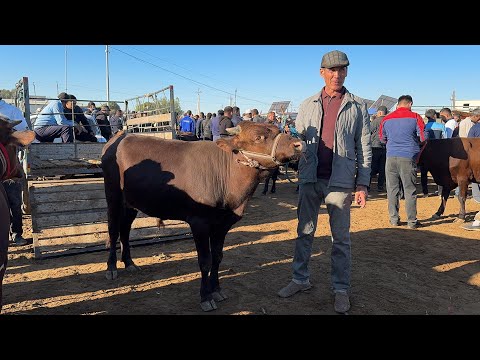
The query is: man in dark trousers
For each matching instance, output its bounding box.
[369,105,388,192]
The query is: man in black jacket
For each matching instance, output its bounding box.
[218,106,234,138]
[63,95,97,142]
[369,105,388,191]
[96,105,112,140]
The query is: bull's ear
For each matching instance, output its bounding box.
[12,130,35,146]
[226,126,241,135]
[216,138,234,153]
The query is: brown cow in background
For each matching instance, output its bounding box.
[418,137,480,221]
[101,121,304,311]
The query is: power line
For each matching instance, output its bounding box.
[127,46,287,102]
[110,46,271,106]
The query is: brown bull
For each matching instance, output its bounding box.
[417,137,480,221]
[0,116,35,312]
[101,121,304,311]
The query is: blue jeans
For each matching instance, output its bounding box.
[292,179,352,293]
[385,157,418,226]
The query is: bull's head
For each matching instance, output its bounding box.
[218,121,304,169]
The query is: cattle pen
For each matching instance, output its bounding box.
[15,78,192,259]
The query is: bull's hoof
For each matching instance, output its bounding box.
[454,218,466,223]
[106,270,118,280]
[430,214,441,220]
[200,299,217,312]
[126,264,141,272]
[212,290,228,302]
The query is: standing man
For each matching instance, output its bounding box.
[109,109,125,135]
[277,50,372,314]
[379,95,425,229]
[251,109,264,123]
[440,107,458,138]
[369,105,388,192]
[195,112,205,139]
[0,97,30,246]
[211,109,224,141]
[458,114,474,138]
[461,108,480,231]
[231,107,242,126]
[218,106,234,138]
[420,109,446,196]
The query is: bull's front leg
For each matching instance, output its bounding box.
[209,216,238,303]
[190,219,216,312]
[209,232,228,303]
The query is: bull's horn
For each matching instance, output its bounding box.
[226,126,241,135]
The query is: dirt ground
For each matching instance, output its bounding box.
[2,177,480,315]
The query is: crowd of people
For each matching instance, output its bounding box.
[368,98,480,231]
[32,93,125,143]
[175,106,297,142]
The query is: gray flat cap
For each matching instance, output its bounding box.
[471,107,480,115]
[321,50,350,69]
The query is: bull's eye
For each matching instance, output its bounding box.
[255,135,265,141]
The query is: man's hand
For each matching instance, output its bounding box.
[354,185,368,208]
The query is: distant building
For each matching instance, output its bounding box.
[453,99,480,112]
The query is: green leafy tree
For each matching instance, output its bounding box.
[135,101,156,113]
[133,97,182,115]
[0,89,15,99]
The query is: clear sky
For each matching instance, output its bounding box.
[1,45,479,115]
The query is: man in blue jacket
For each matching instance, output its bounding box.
[33,92,75,142]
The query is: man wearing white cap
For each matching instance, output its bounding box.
[243,109,252,121]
